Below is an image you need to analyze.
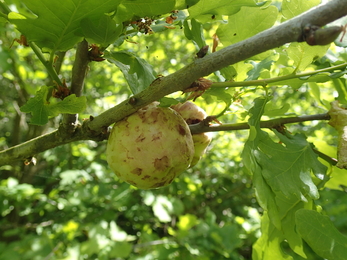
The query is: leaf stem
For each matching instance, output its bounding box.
[211,62,347,88]
[29,42,63,86]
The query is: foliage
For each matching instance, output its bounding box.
[1,0,347,260]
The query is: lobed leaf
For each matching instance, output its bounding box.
[183,18,206,48]
[187,0,266,23]
[80,16,123,47]
[243,96,328,258]
[296,209,347,260]
[217,5,278,46]
[105,51,157,95]
[115,0,175,23]
[20,86,87,125]
[246,56,274,81]
[9,0,122,51]
[281,0,320,20]
[286,42,329,71]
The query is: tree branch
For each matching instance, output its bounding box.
[85,0,347,132]
[1,0,346,165]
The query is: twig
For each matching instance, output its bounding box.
[43,242,63,260]
[29,42,63,86]
[211,62,347,88]
[189,113,331,134]
[61,39,90,133]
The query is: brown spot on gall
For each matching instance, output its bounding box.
[177,124,187,136]
[131,168,143,176]
[154,156,169,171]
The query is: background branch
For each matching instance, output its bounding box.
[1,0,346,165]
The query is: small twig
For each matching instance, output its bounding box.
[211,62,347,89]
[189,113,331,134]
[43,242,63,260]
[29,42,63,86]
[61,40,90,133]
[313,149,338,166]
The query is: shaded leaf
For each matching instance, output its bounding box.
[188,0,266,22]
[183,18,206,48]
[105,51,156,94]
[115,0,175,23]
[158,97,181,107]
[296,209,347,260]
[20,86,86,125]
[80,15,123,47]
[243,96,327,258]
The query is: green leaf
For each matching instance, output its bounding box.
[183,18,206,48]
[217,5,278,46]
[253,212,293,260]
[158,97,181,107]
[243,96,328,258]
[286,42,329,71]
[115,0,175,23]
[246,56,274,81]
[296,209,347,260]
[9,0,122,51]
[105,51,156,94]
[20,86,87,125]
[256,132,322,201]
[263,102,290,117]
[281,0,320,20]
[80,15,123,47]
[188,0,266,23]
[109,241,133,258]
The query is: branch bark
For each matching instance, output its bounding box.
[61,39,90,134]
[1,0,347,165]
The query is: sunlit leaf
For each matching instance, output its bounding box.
[217,5,278,46]
[20,86,87,125]
[281,0,320,20]
[286,42,329,71]
[246,56,274,81]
